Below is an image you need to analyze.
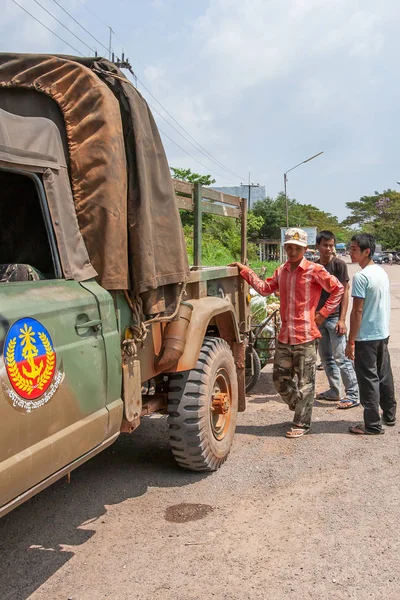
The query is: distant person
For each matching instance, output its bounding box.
[229,228,344,438]
[315,231,359,409]
[346,233,396,434]
[388,252,393,266]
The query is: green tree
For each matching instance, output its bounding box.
[251,196,283,239]
[252,193,352,244]
[173,167,259,262]
[247,212,265,239]
[344,189,400,249]
[170,167,216,186]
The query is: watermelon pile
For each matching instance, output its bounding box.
[249,291,281,366]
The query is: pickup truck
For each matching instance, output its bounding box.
[0,53,251,518]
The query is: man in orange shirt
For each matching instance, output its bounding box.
[230,228,344,438]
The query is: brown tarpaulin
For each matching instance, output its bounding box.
[0,53,189,302]
[0,107,98,282]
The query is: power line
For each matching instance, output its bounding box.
[105,62,243,183]
[12,0,245,183]
[42,0,245,181]
[49,0,109,55]
[59,3,245,181]
[68,0,123,57]
[32,0,96,54]
[74,0,110,31]
[73,0,124,58]
[148,100,241,183]
[100,64,235,181]
[158,126,234,182]
[136,76,246,181]
[11,0,84,56]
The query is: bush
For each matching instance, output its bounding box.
[184,227,261,266]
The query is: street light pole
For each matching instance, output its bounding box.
[283,151,324,227]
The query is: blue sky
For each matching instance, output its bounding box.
[2,0,400,220]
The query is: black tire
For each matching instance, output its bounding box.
[167,337,238,471]
[245,347,261,393]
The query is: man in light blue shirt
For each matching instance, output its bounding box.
[345,233,396,434]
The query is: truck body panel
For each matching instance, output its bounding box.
[0,279,119,509]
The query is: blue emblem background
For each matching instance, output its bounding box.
[5,317,53,362]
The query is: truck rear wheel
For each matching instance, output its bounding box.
[167,337,238,471]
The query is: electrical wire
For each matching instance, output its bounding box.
[62,0,245,181]
[32,0,96,54]
[136,76,246,181]
[49,0,109,55]
[11,0,84,56]
[148,100,240,183]
[12,0,245,183]
[73,0,128,58]
[73,0,110,31]
[158,126,234,183]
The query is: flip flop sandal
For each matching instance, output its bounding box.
[349,424,385,435]
[383,419,396,426]
[315,392,340,401]
[337,399,360,410]
[285,427,309,439]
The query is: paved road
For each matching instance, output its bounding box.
[1,263,400,600]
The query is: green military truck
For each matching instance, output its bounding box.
[0,54,251,518]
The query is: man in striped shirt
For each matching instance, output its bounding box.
[231,228,344,438]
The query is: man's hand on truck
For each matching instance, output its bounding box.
[228,262,246,272]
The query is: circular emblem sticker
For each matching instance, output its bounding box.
[4,318,57,400]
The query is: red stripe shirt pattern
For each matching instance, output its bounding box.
[241,258,344,345]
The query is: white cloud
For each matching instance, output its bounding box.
[193,0,398,91]
[3,0,400,212]
[2,0,95,55]
[144,65,164,84]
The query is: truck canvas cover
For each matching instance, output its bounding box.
[0,106,97,282]
[0,53,189,308]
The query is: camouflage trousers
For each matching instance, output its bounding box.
[273,340,317,429]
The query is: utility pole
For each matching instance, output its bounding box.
[108,26,114,61]
[240,172,260,210]
[113,53,137,85]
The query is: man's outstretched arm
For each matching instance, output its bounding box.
[229,262,279,297]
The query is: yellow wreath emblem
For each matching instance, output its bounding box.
[5,333,55,396]
[6,338,34,394]
[37,332,55,390]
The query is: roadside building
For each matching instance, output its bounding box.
[256,238,280,261]
[210,186,266,209]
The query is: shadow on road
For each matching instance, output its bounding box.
[0,416,208,600]
[246,369,278,403]
[237,418,360,438]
